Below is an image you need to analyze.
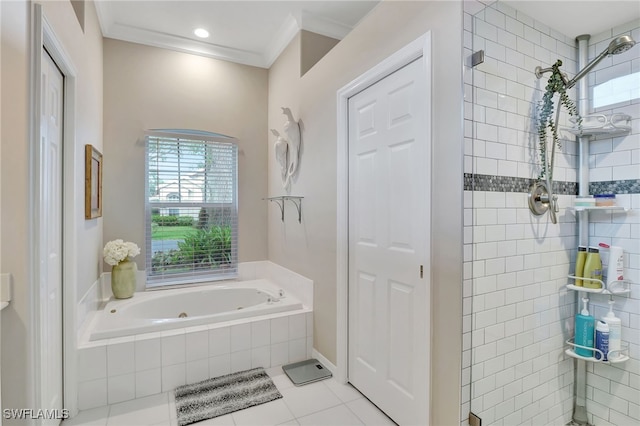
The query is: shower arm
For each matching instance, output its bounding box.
[565,48,609,89]
[534,66,569,86]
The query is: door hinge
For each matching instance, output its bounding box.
[420,265,423,278]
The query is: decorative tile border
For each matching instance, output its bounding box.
[589,179,640,195]
[463,173,577,195]
[464,174,640,195]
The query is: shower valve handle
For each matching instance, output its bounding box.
[551,194,559,212]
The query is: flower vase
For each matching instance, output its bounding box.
[111,258,136,299]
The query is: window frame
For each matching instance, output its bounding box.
[144,129,239,288]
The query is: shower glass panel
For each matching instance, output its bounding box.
[465,2,578,424]
[465,2,640,426]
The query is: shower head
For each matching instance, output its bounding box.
[607,35,636,55]
[566,35,636,89]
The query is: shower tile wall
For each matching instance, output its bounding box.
[583,22,640,426]
[462,2,579,425]
[463,2,640,425]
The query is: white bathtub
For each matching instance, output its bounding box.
[89,279,303,341]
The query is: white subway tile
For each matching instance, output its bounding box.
[497,305,516,323]
[186,359,209,384]
[271,317,289,344]
[496,242,517,259]
[505,16,524,37]
[289,338,307,363]
[485,40,506,62]
[288,313,307,340]
[209,354,230,378]
[251,320,271,348]
[475,276,497,295]
[135,368,161,398]
[230,323,251,353]
[78,378,107,410]
[161,363,185,392]
[271,342,289,367]
[107,342,135,377]
[475,19,498,42]
[476,88,498,109]
[498,28,517,49]
[185,330,209,362]
[107,373,135,405]
[79,346,107,382]
[516,36,534,57]
[485,258,505,275]
[251,346,271,369]
[135,337,161,372]
[209,327,230,357]
[504,255,524,273]
[484,7,505,29]
[230,350,251,373]
[613,164,640,180]
[161,334,185,366]
[473,375,496,398]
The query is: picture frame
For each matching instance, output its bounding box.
[85,144,103,219]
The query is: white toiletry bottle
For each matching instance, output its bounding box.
[599,243,624,290]
[603,300,622,360]
[595,320,609,361]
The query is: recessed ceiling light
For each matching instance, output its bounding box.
[194,28,209,39]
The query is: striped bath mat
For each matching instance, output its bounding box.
[174,367,282,426]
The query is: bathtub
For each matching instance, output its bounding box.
[76,264,313,410]
[89,279,303,341]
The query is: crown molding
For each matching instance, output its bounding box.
[95,4,355,69]
[103,23,266,68]
[300,10,352,41]
[263,14,300,68]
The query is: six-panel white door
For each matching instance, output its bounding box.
[40,49,64,424]
[348,57,430,426]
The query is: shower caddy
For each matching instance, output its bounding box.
[562,115,634,364]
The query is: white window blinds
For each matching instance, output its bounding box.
[145,130,238,286]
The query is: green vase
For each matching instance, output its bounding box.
[111,258,136,299]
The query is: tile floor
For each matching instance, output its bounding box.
[62,367,396,426]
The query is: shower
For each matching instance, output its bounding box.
[566,35,636,88]
[528,34,637,223]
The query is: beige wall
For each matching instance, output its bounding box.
[102,39,269,274]
[268,1,463,423]
[300,30,339,77]
[1,0,103,417]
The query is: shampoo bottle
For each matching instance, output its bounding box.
[575,297,595,357]
[583,247,603,289]
[574,245,587,286]
[599,243,624,290]
[603,300,622,360]
[595,320,609,361]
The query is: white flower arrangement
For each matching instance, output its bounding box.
[103,239,140,266]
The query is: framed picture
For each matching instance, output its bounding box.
[85,144,103,219]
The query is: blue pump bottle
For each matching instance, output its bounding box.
[575,297,595,357]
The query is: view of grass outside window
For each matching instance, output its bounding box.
[145,130,238,286]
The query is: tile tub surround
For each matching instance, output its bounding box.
[78,261,313,340]
[77,310,313,410]
[74,259,315,410]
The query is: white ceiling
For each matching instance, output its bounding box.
[95,1,380,68]
[95,1,640,69]
[502,1,640,40]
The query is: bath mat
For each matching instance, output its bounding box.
[174,367,282,426]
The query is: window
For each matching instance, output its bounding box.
[145,129,238,287]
